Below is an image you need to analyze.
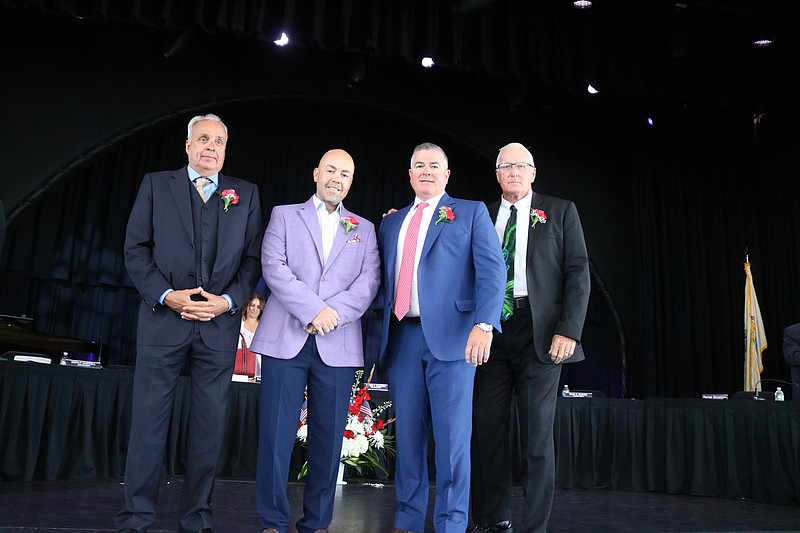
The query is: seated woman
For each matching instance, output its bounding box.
[235,293,266,380]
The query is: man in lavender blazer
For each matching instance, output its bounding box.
[250,149,380,533]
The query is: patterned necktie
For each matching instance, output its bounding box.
[394,201,428,320]
[501,205,517,321]
[194,177,210,202]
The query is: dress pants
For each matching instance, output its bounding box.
[471,306,562,533]
[388,319,476,533]
[115,326,234,533]
[256,335,355,533]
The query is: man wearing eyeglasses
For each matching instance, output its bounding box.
[468,143,590,533]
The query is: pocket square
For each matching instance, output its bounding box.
[346,234,361,243]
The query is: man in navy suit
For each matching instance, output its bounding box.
[251,149,380,533]
[378,143,506,533]
[116,114,262,533]
[468,142,590,533]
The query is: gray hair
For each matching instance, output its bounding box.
[496,142,535,168]
[187,114,228,141]
[411,142,448,168]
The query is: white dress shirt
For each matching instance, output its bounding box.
[394,191,446,317]
[494,191,532,298]
[312,195,342,264]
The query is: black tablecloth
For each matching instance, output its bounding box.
[2,361,798,505]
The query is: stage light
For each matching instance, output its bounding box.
[587,84,599,94]
[421,57,435,68]
[573,1,593,9]
[647,117,654,126]
[274,32,289,46]
[753,37,774,48]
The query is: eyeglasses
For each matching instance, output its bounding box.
[496,162,534,171]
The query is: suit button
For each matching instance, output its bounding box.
[189,244,194,249]
[320,276,326,282]
[188,273,195,278]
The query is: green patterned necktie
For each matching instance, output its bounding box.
[501,205,517,321]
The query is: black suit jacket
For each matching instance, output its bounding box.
[124,167,262,352]
[488,192,590,364]
[782,323,800,393]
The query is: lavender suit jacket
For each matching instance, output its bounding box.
[250,196,380,367]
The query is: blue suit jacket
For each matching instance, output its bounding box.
[124,166,263,352]
[250,197,380,367]
[378,193,506,361]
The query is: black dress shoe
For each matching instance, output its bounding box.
[484,521,513,532]
[466,521,513,533]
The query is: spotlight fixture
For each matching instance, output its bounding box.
[753,37,774,48]
[646,117,655,126]
[587,84,599,94]
[573,1,593,9]
[274,32,289,46]
[421,57,435,68]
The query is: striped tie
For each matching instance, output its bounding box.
[394,202,428,320]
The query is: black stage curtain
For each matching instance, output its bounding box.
[3,361,799,506]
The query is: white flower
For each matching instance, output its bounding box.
[370,431,385,449]
[296,424,307,442]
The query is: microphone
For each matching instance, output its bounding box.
[751,378,795,400]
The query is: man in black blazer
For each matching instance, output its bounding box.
[469,143,590,533]
[115,114,262,533]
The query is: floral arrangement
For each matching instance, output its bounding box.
[340,215,359,234]
[296,366,395,479]
[218,188,239,212]
[530,208,547,228]
[435,205,455,225]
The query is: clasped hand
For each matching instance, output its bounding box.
[304,306,340,336]
[165,287,229,321]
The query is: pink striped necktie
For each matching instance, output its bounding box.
[394,201,428,320]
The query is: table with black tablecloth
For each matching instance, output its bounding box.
[1,361,798,505]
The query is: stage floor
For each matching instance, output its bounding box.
[1,477,799,533]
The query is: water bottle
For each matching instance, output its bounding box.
[562,384,570,397]
[775,387,785,402]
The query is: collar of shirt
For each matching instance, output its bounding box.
[499,190,533,217]
[312,194,343,217]
[187,166,219,188]
[412,191,446,212]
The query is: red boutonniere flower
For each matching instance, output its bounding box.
[530,208,547,228]
[435,206,455,225]
[219,189,239,212]
[341,215,359,234]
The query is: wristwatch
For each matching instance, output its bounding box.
[475,322,493,333]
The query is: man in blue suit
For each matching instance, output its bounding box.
[378,143,506,533]
[251,149,380,533]
[116,114,262,533]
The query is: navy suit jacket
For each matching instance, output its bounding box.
[378,193,506,361]
[124,166,262,352]
[487,192,590,363]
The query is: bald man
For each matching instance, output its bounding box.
[251,149,380,533]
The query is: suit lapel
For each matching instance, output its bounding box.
[526,192,545,264]
[323,206,349,273]
[299,197,325,265]
[383,203,412,298]
[421,194,453,260]
[168,167,194,242]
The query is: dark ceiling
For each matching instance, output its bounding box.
[5,0,799,116]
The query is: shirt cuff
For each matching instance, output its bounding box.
[222,294,234,313]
